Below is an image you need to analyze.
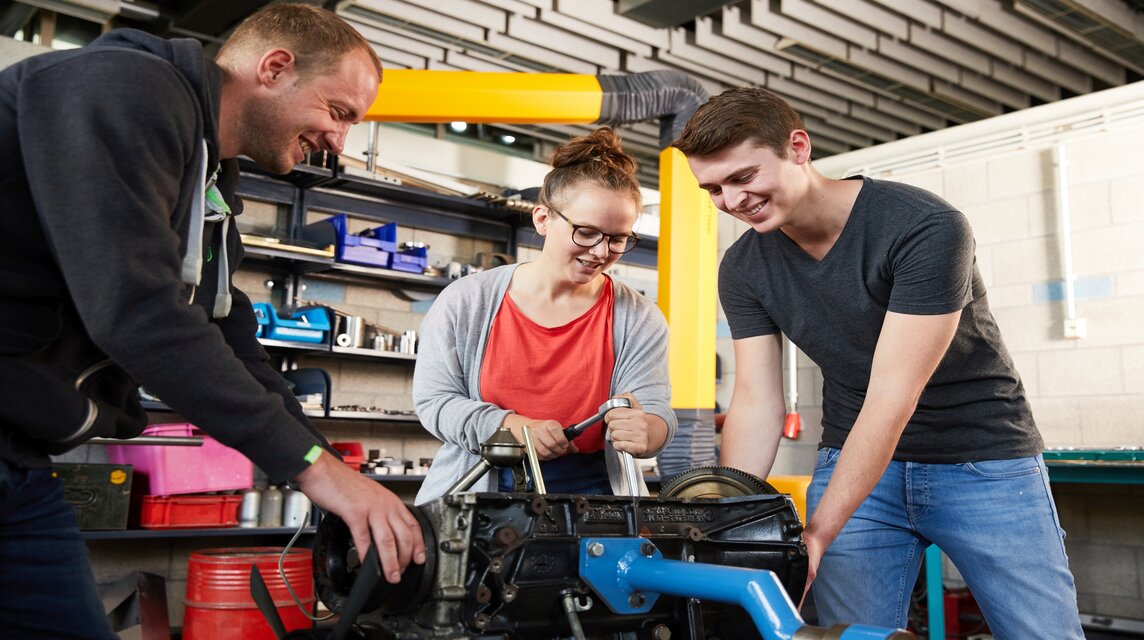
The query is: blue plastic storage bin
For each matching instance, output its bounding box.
[252,303,331,344]
[305,214,391,268]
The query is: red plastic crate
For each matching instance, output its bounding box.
[331,441,365,471]
[139,494,242,529]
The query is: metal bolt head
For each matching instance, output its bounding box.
[587,542,605,557]
[628,592,645,608]
[640,541,656,557]
[652,624,672,640]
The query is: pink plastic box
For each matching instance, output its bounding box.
[106,423,254,496]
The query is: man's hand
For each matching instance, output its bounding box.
[293,450,426,584]
[798,522,827,610]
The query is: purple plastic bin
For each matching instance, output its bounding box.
[105,424,254,496]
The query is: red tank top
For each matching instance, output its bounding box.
[480,278,615,453]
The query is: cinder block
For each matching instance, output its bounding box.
[1062,180,1113,232]
[962,195,1031,245]
[1065,543,1139,597]
[1124,346,1144,394]
[1079,396,1144,446]
[1062,129,1144,184]
[943,160,993,208]
[1052,492,1089,542]
[1028,397,1083,446]
[988,236,1059,286]
[900,169,944,198]
[1089,593,1144,621]
[1085,494,1144,546]
[986,150,1052,200]
[1037,347,1124,397]
[1110,174,1144,225]
[984,283,1032,310]
[1116,271,1144,297]
[1073,224,1144,274]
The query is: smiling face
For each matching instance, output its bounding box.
[535,185,641,286]
[241,47,379,174]
[686,134,812,235]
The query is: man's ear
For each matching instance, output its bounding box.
[789,130,813,164]
[257,49,296,87]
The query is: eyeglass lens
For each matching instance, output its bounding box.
[572,227,638,253]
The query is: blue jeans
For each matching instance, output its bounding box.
[0,460,117,639]
[806,448,1084,640]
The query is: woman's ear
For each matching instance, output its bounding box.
[532,205,549,236]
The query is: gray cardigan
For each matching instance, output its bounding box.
[413,264,675,504]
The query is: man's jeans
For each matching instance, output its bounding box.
[0,460,117,639]
[807,448,1085,639]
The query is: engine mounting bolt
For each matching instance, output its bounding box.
[628,592,645,608]
[640,541,656,557]
[587,542,606,557]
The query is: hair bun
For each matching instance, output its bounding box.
[551,127,637,177]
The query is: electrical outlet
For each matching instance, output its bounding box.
[1063,317,1087,339]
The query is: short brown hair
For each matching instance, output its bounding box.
[673,87,805,159]
[217,3,382,80]
[540,126,642,210]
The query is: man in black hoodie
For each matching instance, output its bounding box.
[0,5,425,637]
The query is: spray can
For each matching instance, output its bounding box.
[282,487,312,528]
[238,488,261,528]
[259,485,283,528]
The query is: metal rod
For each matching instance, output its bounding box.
[87,436,203,446]
[447,459,494,496]
[520,425,546,495]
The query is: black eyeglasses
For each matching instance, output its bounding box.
[548,207,641,254]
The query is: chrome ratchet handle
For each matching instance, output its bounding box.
[562,397,632,441]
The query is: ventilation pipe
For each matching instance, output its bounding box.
[595,70,709,148]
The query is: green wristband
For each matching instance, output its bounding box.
[304,444,323,464]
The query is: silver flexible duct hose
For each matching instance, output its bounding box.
[596,71,710,149]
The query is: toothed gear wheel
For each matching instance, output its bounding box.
[659,466,779,499]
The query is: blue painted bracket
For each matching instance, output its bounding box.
[579,537,912,640]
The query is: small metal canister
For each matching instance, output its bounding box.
[259,486,283,528]
[239,488,261,528]
[282,488,312,527]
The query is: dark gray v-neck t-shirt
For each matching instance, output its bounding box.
[719,176,1042,463]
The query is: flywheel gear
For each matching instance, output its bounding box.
[658,465,779,499]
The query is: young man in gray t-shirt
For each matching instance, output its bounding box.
[674,87,1083,639]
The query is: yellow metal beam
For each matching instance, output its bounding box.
[657,147,717,410]
[366,69,604,124]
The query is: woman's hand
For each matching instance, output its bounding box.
[604,392,654,456]
[506,418,577,460]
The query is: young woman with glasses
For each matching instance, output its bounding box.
[412,127,676,504]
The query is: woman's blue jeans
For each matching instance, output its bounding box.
[0,460,117,639]
[807,448,1085,639]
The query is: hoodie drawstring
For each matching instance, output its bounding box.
[180,138,233,318]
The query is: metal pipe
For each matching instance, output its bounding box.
[520,425,546,495]
[87,436,203,446]
[619,555,911,640]
[1053,144,1082,339]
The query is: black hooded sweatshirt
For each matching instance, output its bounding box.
[0,29,327,482]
